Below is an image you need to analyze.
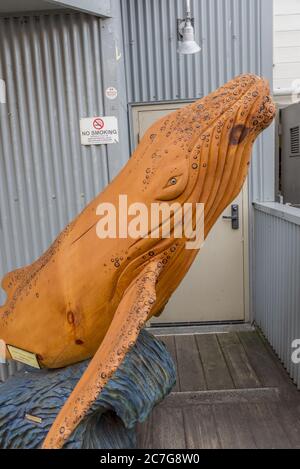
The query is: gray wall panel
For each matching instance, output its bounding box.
[121,0,275,203]
[0,11,128,380]
[122,0,265,102]
[254,206,300,389]
[0,2,275,381]
[0,13,110,294]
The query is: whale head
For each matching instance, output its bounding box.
[117,74,275,246]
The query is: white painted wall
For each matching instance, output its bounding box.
[274,0,300,92]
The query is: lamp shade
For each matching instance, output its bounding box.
[177,19,201,55]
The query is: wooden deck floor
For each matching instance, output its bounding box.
[137,329,300,449]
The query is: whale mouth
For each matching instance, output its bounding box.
[209,75,276,135]
[193,75,276,150]
[165,74,276,159]
[245,78,276,134]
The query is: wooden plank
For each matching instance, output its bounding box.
[276,402,300,448]
[137,414,153,449]
[184,406,221,449]
[162,387,280,407]
[238,332,289,388]
[138,400,300,450]
[175,335,206,392]
[139,331,300,450]
[244,403,292,449]
[217,333,261,389]
[195,334,234,390]
[151,406,186,449]
[150,323,254,337]
[244,330,300,399]
[159,336,180,392]
[213,404,257,449]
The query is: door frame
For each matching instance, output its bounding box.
[129,101,250,324]
[129,100,196,153]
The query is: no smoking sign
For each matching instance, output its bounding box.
[93,118,105,130]
[80,116,119,145]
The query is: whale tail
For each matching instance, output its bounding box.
[42,258,164,449]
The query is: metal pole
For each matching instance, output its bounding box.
[186,0,191,19]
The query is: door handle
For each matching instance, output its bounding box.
[222,205,239,230]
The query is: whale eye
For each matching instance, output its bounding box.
[167,177,178,187]
[155,161,189,201]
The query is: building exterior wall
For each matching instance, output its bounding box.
[254,203,300,389]
[253,1,300,389]
[274,0,300,93]
[121,0,275,203]
[123,0,266,102]
[0,8,129,381]
[0,0,275,379]
[0,13,107,302]
[121,0,275,328]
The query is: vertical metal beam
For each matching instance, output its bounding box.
[249,0,275,204]
[259,0,275,203]
[249,0,275,323]
[186,0,191,17]
[100,0,130,180]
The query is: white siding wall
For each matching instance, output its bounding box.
[274,0,300,92]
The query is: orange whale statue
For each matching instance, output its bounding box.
[0,74,275,448]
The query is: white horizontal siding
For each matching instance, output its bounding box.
[275,30,300,48]
[275,62,300,78]
[274,0,300,15]
[274,0,300,91]
[275,77,300,89]
[274,14,300,31]
[274,46,300,63]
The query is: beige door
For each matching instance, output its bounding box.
[131,104,249,324]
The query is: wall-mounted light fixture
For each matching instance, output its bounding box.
[177,0,201,55]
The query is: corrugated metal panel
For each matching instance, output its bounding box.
[121,0,275,336]
[254,206,300,389]
[0,12,113,381]
[0,2,275,382]
[121,0,275,203]
[122,0,263,102]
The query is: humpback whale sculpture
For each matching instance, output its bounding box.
[0,74,275,449]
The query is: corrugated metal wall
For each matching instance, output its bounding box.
[0,1,275,381]
[254,206,300,389]
[0,12,116,381]
[121,0,275,203]
[122,0,262,102]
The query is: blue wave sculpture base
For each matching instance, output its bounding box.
[0,330,176,449]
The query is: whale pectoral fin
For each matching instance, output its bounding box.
[1,267,29,292]
[42,258,164,449]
